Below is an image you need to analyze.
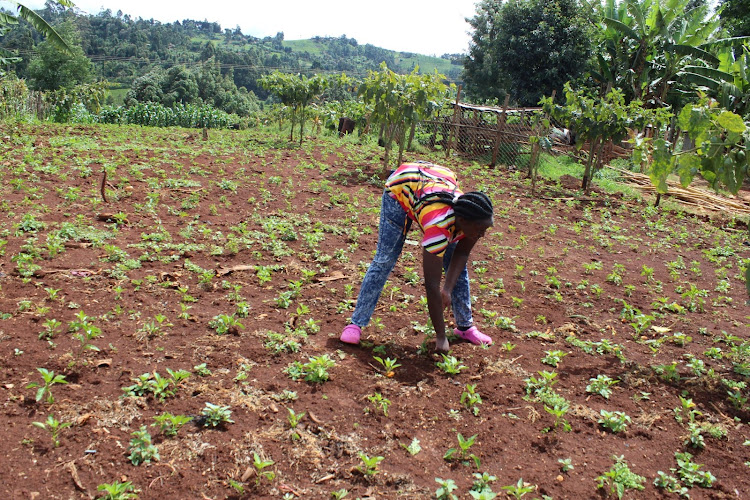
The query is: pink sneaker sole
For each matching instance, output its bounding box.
[340,324,361,344]
[454,326,493,345]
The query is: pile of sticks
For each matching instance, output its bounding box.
[609,166,750,216]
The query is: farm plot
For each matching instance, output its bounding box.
[0,122,748,499]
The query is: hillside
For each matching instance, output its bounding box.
[0,7,464,99]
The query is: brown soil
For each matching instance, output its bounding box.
[0,123,748,499]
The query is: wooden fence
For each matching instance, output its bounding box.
[419,92,550,168]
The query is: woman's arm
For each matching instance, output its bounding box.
[423,249,449,352]
[442,237,477,297]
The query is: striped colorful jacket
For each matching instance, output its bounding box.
[385,162,464,256]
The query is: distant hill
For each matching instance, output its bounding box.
[282,37,463,80]
[0,7,465,99]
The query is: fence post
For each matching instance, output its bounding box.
[491,95,511,167]
[445,85,462,159]
[530,90,555,195]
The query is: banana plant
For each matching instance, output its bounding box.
[0,1,74,71]
[584,0,749,108]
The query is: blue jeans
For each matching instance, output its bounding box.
[350,191,474,329]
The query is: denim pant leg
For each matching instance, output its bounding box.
[443,242,473,329]
[350,192,409,327]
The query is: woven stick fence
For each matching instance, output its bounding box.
[609,166,750,216]
[418,92,550,168]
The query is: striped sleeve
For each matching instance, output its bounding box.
[419,203,455,256]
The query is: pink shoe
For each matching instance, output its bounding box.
[340,324,362,344]
[454,326,493,345]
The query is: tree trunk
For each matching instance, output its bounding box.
[298,105,305,146]
[289,110,295,142]
[681,131,694,152]
[397,128,407,166]
[406,121,416,151]
[582,137,600,193]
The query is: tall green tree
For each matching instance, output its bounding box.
[463,0,591,105]
[462,0,509,103]
[358,63,449,170]
[259,71,327,144]
[719,0,750,37]
[542,84,670,192]
[26,20,92,90]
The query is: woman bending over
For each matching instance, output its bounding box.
[340,162,494,352]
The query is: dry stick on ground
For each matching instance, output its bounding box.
[100,169,107,203]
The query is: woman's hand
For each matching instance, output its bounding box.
[435,336,450,353]
[441,287,451,311]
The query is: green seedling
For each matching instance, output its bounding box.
[32,414,72,447]
[330,488,349,499]
[122,373,157,397]
[559,458,574,472]
[96,480,139,500]
[401,437,422,456]
[208,313,244,335]
[367,392,391,416]
[194,363,212,377]
[673,451,716,487]
[501,478,535,499]
[586,374,618,399]
[373,356,401,377]
[151,372,175,402]
[128,425,159,465]
[596,455,646,499]
[287,407,306,429]
[470,471,498,498]
[201,402,234,427]
[461,383,483,416]
[27,368,68,404]
[599,410,631,433]
[523,370,558,397]
[69,311,102,358]
[652,362,680,383]
[252,452,276,485]
[152,413,192,437]
[228,478,245,495]
[285,354,336,383]
[444,433,480,467]
[674,396,701,425]
[436,354,467,376]
[541,350,567,368]
[685,422,706,449]
[653,471,689,496]
[356,451,384,476]
[544,401,571,432]
[435,477,458,500]
[39,318,62,340]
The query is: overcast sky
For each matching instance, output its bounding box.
[10,0,481,55]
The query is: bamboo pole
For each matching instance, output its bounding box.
[491,94,511,167]
[445,85,462,159]
[530,90,554,194]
